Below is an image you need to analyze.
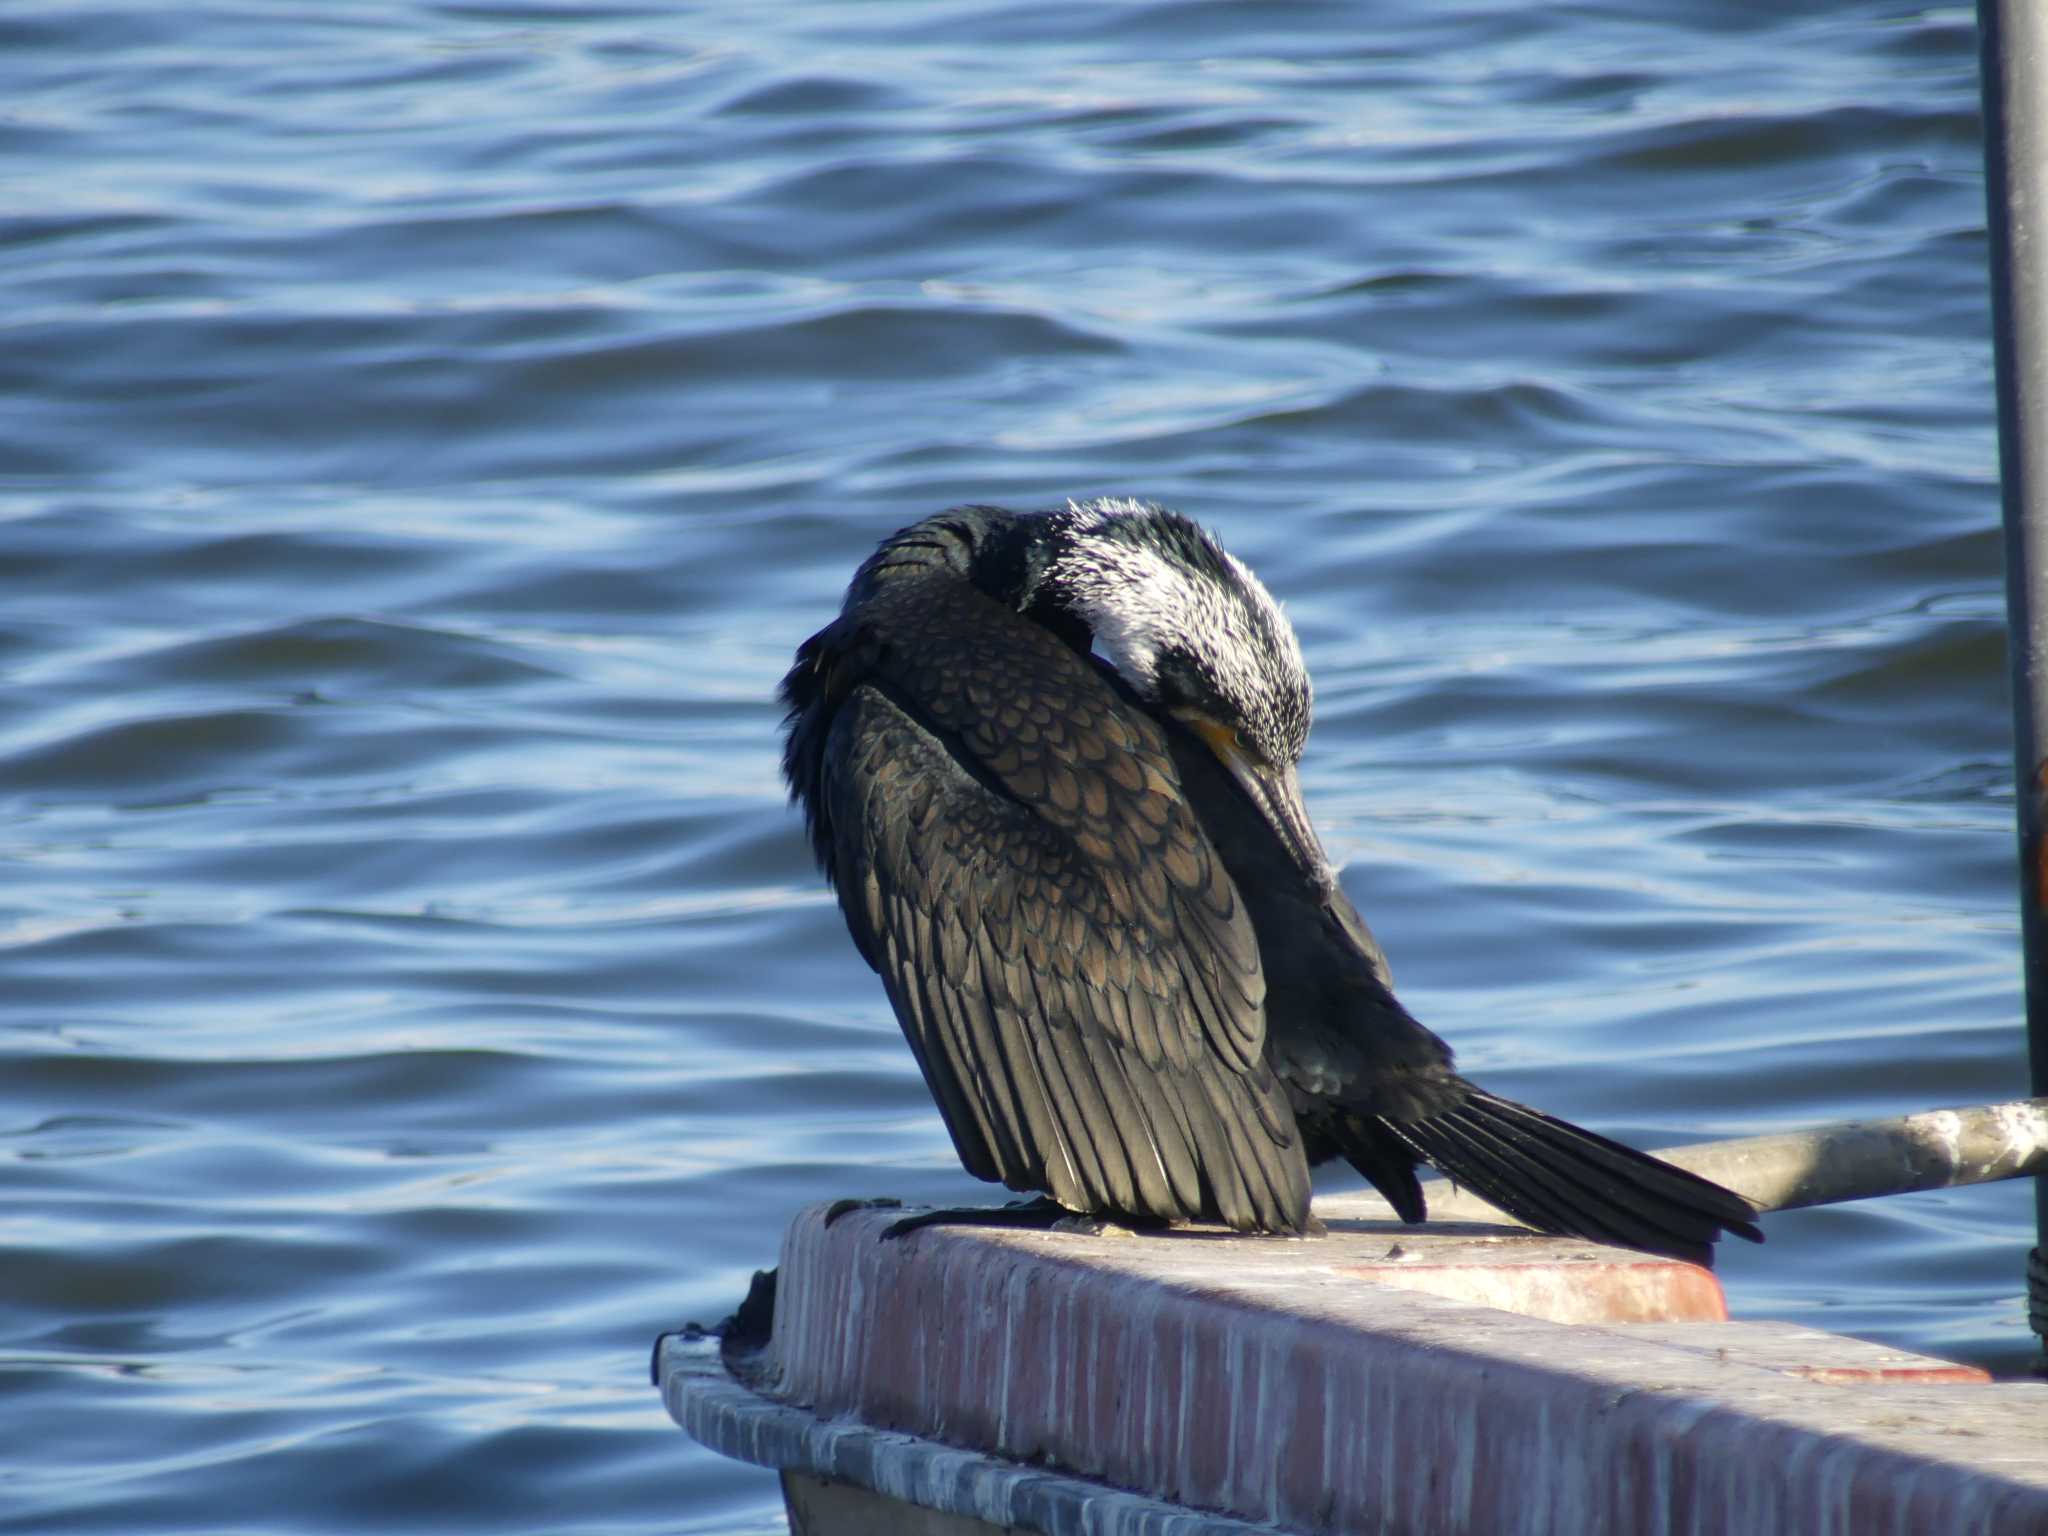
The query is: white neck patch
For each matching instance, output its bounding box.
[1048,499,1310,757]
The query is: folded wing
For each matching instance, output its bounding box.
[810,574,1311,1232]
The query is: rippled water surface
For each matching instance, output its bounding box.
[0,3,2028,1531]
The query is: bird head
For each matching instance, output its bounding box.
[1043,499,1333,890]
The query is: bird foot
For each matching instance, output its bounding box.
[881,1195,1168,1240]
[822,1197,904,1226]
[881,1195,1069,1238]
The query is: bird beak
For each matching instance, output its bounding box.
[1185,719,1335,892]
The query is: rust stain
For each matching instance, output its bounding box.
[1793,1363,1992,1386]
[1333,1257,1728,1324]
[2038,759,2048,914]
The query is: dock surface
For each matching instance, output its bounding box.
[660,1197,2048,1534]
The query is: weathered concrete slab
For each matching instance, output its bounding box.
[1613,1319,1996,1386]
[664,1333,1276,1536]
[665,1200,2048,1535]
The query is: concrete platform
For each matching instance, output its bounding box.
[660,1198,2048,1534]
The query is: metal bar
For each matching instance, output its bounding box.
[1659,1098,2048,1214]
[1977,0,2048,1358]
[1416,1097,2048,1224]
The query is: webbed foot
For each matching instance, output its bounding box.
[823,1196,904,1226]
[882,1196,1168,1240]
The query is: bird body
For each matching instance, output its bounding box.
[782,500,1762,1263]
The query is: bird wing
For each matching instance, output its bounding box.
[813,574,1310,1232]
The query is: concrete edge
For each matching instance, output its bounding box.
[659,1334,1285,1536]
[765,1203,2048,1534]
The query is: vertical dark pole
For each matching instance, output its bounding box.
[1977,0,2048,1369]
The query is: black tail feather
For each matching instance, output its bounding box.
[1401,1103,1684,1256]
[1333,1113,1426,1224]
[1352,1086,1763,1266]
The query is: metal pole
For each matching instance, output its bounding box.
[1414,1097,2048,1225]
[1978,0,2048,1366]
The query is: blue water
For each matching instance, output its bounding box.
[0,3,2027,1531]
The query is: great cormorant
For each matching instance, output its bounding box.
[781,499,1763,1264]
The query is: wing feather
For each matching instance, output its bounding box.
[811,573,1311,1231]
[971,923,1088,1206]
[880,899,1004,1184]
